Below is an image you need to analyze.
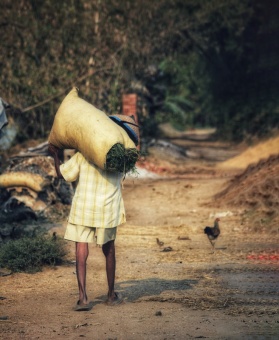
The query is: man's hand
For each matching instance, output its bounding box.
[48,143,64,179]
[48,143,60,157]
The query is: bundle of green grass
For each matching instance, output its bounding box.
[49,88,139,173]
[106,143,139,173]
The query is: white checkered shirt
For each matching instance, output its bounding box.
[60,152,126,228]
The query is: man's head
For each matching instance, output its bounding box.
[109,114,140,146]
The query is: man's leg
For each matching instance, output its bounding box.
[102,240,116,302]
[76,242,89,305]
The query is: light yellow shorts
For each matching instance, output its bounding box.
[64,222,117,245]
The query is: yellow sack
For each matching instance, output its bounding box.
[0,172,48,192]
[48,88,136,171]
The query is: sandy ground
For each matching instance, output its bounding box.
[1,143,279,339]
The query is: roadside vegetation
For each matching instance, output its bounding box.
[1,0,278,142]
[0,233,67,273]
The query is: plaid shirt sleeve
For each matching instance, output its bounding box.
[60,152,81,182]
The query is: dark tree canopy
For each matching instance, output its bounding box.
[1,0,278,141]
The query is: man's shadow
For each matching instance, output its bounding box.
[94,277,198,304]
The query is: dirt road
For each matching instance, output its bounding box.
[1,156,279,339]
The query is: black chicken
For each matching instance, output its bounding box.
[204,218,220,250]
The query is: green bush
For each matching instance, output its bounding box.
[0,234,67,273]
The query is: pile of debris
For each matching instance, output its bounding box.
[0,142,74,242]
[214,154,279,229]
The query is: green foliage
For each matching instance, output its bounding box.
[0,234,67,273]
[1,0,279,142]
[152,57,198,129]
[188,0,279,140]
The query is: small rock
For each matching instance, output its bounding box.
[162,247,173,252]
[155,311,162,316]
[210,211,233,218]
[0,316,9,320]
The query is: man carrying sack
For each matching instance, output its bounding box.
[48,113,139,311]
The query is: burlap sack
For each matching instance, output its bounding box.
[48,88,136,170]
[0,172,48,192]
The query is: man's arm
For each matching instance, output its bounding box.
[48,143,64,179]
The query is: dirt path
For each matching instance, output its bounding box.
[1,172,279,339]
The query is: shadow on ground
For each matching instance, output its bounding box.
[96,277,198,303]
